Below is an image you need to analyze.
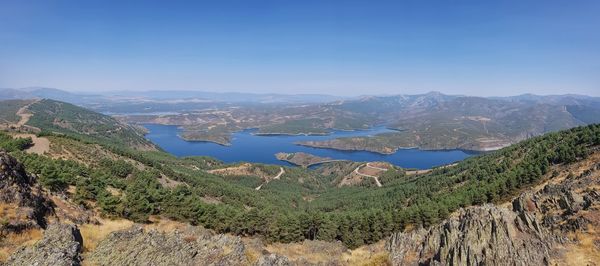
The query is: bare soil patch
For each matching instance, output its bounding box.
[13,134,50,155]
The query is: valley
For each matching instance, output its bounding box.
[110,92,600,155]
[3,1,599,264]
[0,94,599,265]
[142,123,472,169]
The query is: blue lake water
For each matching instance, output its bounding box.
[143,124,474,169]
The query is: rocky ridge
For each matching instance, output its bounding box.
[386,156,600,265]
[86,225,249,265]
[0,150,52,232]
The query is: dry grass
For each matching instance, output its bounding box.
[79,218,133,252]
[144,216,189,233]
[266,240,389,265]
[342,241,390,266]
[240,237,264,264]
[0,229,42,262]
[556,226,600,266]
[0,203,20,221]
[354,252,391,266]
[266,241,346,264]
[244,249,260,265]
[79,216,197,254]
[0,202,43,262]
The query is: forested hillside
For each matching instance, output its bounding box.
[25,99,156,150]
[298,94,597,153]
[2,101,598,248]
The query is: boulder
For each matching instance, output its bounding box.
[255,254,292,266]
[7,223,83,266]
[85,225,249,265]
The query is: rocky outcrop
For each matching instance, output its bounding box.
[386,161,600,265]
[255,254,292,266]
[85,226,249,265]
[0,150,53,232]
[386,205,552,265]
[6,223,83,266]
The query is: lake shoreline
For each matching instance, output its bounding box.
[142,124,474,170]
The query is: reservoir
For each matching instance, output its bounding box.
[143,124,474,169]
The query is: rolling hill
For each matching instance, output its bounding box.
[25,99,156,150]
[0,99,599,264]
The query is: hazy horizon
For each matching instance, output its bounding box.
[5,86,600,99]
[1,1,599,96]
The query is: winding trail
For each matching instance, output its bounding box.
[353,164,383,187]
[255,167,285,191]
[7,100,50,155]
[15,105,33,127]
[366,162,389,171]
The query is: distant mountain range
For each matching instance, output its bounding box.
[2,100,599,264]
[3,87,599,105]
[4,87,599,152]
[0,87,347,105]
[297,92,600,152]
[0,87,104,105]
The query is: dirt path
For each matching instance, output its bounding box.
[14,133,50,155]
[255,167,285,191]
[354,164,382,187]
[15,101,37,127]
[366,162,389,171]
[273,167,285,180]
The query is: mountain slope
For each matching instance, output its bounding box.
[3,105,599,250]
[1,99,600,254]
[1,125,599,264]
[25,99,156,150]
[299,94,597,152]
[387,148,600,265]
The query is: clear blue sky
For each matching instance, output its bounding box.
[1,0,598,96]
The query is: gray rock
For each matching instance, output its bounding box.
[255,254,292,266]
[6,223,83,266]
[386,205,551,266]
[85,225,249,266]
[386,158,600,266]
[0,150,53,232]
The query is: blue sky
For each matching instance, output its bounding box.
[0,0,598,96]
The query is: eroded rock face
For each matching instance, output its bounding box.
[386,162,600,266]
[85,226,249,266]
[0,150,53,231]
[7,223,83,266]
[387,205,551,266]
